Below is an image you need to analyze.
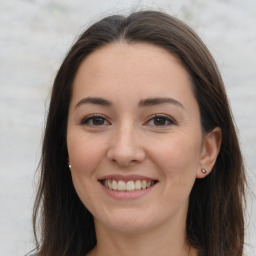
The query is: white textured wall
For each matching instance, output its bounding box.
[0,0,255,255]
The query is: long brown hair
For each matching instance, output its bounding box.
[33,11,246,256]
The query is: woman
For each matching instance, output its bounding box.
[32,10,246,256]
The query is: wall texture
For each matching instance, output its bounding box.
[0,0,255,255]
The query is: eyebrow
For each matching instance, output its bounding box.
[75,97,184,109]
[139,97,184,108]
[75,97,112,108]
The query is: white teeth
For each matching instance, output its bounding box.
[126,180,135,191]
[112,180,118,190]
[103,179,156,191]
[107,180,112,189]
[117,180,126,191]
[141,180,147,189]
[135,180,142,190]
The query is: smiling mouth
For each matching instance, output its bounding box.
[100,179,158,192]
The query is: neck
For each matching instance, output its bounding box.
[89,216,197,256]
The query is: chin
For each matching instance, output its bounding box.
[94,208,163,234]
[103,220,153,234]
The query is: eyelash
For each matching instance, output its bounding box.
[80,114,176,127]
[81,114,111,126]
[145,114,176,127]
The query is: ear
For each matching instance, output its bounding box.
[197,127,222,178]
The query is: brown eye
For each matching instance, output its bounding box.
[81,115,110,126]
[146,115,175,127]
[154,117,168,126]
[92,117,105,125]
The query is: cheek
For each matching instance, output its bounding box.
[67,133,106,211]
[152,136,201,212]
[67,132,105,176]
[151,132,202,181]
[67,132,106,198]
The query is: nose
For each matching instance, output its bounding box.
[106,123,146,167]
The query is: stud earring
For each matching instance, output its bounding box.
[68,164,71,169]
[201,168,207,174]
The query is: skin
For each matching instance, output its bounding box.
[67,42,221,256]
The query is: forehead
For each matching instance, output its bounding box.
[71,42,196,108]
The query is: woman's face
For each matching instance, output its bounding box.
[67,42,207,233]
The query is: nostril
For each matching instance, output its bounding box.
[107,148,146,167]
[106,133,146,166]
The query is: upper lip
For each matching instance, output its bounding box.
[98,174,158,182]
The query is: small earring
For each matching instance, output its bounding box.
[68,164,71,169]
[201,168,207,174]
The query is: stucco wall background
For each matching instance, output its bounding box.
[0,0,255,255]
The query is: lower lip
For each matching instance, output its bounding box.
[99,182,156,200]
